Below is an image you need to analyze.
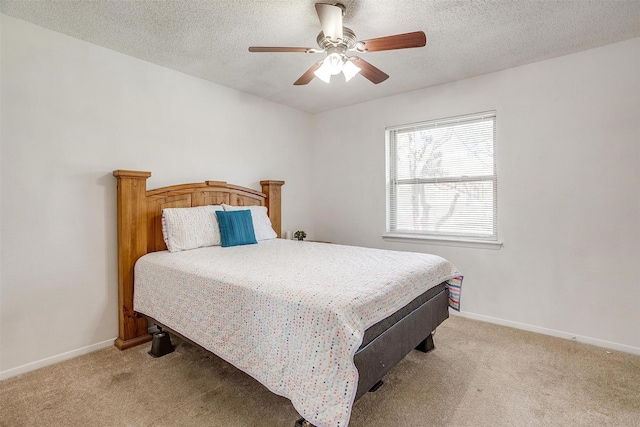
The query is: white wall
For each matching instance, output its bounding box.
[1,14,638,380]
[310,38,640,354]
[0,15,313,377]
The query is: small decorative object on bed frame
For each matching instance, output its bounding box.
[294,230,306,241]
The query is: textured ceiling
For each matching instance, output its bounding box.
[2,0,640,114]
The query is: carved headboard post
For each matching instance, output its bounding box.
[113,170,153,350]
[260,180,285,237]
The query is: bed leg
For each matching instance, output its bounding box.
[369,380,384,392]
[415,333,435,353]
[148,327,175,358]
[294,418,316,427]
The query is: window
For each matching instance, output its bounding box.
[386,111,497,242]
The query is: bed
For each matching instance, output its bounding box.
[113,170,462,427]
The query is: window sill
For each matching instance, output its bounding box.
[382,233,503,250]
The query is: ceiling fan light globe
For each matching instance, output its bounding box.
[314,60,333,83]
[343,60,361,82]
[326,52,344,75]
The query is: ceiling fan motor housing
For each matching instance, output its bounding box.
[317,27,358,51]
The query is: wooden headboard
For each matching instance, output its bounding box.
[112,170,285,350]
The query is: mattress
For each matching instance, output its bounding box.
[359,281,447,349]
[134,239,460,427]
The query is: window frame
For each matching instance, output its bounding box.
[384,111,501,248]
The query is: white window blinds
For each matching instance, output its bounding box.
[386,111,497,240]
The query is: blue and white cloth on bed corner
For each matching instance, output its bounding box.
[446,276,463,311]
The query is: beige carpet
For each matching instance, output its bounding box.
[1,316,639,427]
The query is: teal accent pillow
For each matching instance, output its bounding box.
[215,210,257,247]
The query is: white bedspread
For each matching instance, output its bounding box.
[134,239,460,427]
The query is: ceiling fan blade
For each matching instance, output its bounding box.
[358,31,426,52]
[315,3,343,42]
[249,47,314,53]
[294,61,323,85]
[351,57,389,84]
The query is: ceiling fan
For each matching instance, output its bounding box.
[248,3,426,85]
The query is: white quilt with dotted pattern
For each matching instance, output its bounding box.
[134,239,460,427]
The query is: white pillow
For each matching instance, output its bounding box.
[221,204,277,241]
[161,205,223,252]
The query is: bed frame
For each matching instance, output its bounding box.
[113,170,284,350]
[113,170,449,427]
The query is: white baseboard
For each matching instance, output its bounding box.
[452,311,640,356]
[0,338,115,381]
